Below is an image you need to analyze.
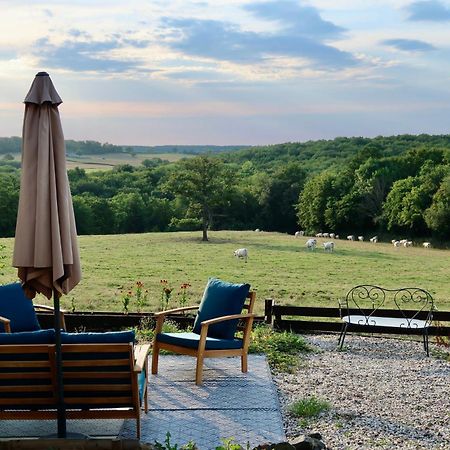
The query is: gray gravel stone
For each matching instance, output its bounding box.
[273,334,450,450]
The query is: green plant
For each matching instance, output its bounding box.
[121,289,132,314]
[215,437,249,450]
[289,396,331,419]
[135,280,149,313]
[154,431,196,450]
[249,324,313,372]
[178,282,192,308]
[160,279,173,311]
[0,244,6,276]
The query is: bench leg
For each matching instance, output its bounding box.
[338,323,348,349]
[423,329,430,357]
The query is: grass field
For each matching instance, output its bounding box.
[1,231,449,314]
[7,152,191,171]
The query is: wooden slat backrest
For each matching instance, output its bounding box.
[61,343,138,410]
[237,291,256,332]
[0,344,56,410]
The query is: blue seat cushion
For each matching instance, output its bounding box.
[0,283,41,332]
[138,369,146,405]
[61,330,135,344]
[0,329,55,344]
[193,278,250,340]
[156,332,243,350]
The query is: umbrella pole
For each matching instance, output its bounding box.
[54,288,67,438]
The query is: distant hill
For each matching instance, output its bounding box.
[0,137,249,156]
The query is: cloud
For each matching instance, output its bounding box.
[163,17,355,69]
[244,0,345,39]
[406,0,450,21]
[382,38,435,52]
[33,36,149,73]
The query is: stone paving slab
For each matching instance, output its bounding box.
[120,354,286,448]
[0,418,123,438]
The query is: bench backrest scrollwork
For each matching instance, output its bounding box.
[340,285,434,328]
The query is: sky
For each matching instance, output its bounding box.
[1,0,450,146]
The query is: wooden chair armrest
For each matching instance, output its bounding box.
[34,304,68,314]
[34,304,67,330]
[200,313,256,327]
[134,344,151,372]
[154,305,199,334]
[154,305,199,317]
[0,316,11,333]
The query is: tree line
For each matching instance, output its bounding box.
[0,135,448,241]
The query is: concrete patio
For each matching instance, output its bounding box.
[0,354,286,449]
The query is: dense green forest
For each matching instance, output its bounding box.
[0,134,449,241]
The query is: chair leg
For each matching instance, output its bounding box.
[241,353,248,373]
[136,408,141,439]
[151,343,160,375]
[424,329,430,357]
[195,353,205,385]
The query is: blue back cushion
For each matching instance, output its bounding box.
[0,283,41,332]
[61,330,135,344]
[0,329,54,344]
[193,278,250,339]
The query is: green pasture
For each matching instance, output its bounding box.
[1,231,449,314]
[7,152,191,171]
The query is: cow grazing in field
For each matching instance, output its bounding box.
[347,235,355,241]
[393,241,401,247]
[234,248,248,262]
[423,242,431,248]
[254,228,261,232]
[369,236,378,243]
[404,241,413,247]
[306,238,317,251]
[315,233,323,238]
[329,233,335,239]
[358,236,364,242]
[295,231,304,238]
[323,241,334,252]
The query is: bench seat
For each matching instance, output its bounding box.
[342,315,428,329]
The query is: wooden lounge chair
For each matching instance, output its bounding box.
[152,278,256,385]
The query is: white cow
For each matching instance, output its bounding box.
[369,236,378,243]
[423,242,431,248]
[358,236,364,242]
[233,248,248,262]
[329,233,335,239]
[323,241,334,252]
[306,238,317,251]
[254,228,261,232]
[315,233,323,238]
[393,240,401,247]
[295,230,304,238]
[347,235,355,241]
[404,241,413,247]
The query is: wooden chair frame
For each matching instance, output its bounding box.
[151,291,256,385]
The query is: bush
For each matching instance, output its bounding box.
[249,324,313,372]
[289,396,331,419]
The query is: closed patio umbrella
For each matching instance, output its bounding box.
[12,72,81,438]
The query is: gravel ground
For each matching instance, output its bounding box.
[273,334,450,450]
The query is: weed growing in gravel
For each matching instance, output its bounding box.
[248,324,314,372]
[289,396,331,420]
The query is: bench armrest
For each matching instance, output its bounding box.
[0,315,11,333]
[134,344,151,373]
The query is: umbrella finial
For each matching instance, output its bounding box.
[24,72,62,105]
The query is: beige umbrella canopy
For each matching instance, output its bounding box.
[13,72,81,300]
[12,72,81,438]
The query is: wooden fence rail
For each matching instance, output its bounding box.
[264,299,450,336]
[37,300,450,337]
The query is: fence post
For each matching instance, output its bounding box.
[264,298,273,325]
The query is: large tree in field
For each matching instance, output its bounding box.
[165,155,233,241]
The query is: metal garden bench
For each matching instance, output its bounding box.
[338,285,434,355]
